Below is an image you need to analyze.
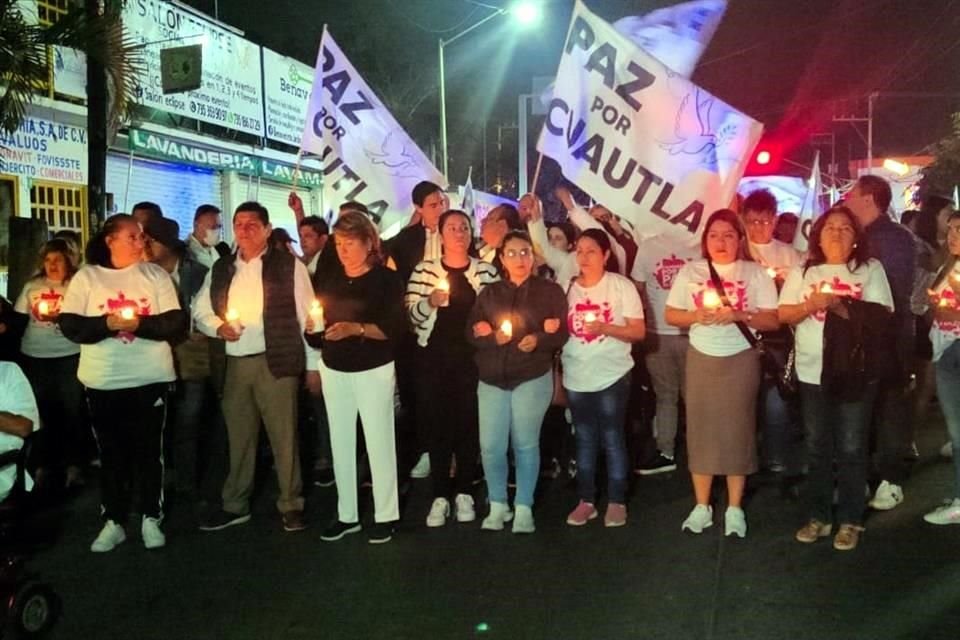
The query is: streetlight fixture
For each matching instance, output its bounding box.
[438,1,542,181]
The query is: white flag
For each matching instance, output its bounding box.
[538,1,762,245]
[793,151,823,252]
[300,27,446,236]
[613,0,726,77]
[461,167,476,220]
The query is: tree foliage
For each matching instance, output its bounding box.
[918,112,960,204]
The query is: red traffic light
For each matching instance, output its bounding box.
[745,142,782,175]
[755,150,771,165]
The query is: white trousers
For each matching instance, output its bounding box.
[320,360,399,524]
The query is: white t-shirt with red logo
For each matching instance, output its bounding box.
[779,259,893,384]
[630,236,699,336]
[666,259,779,357]
[14,278,80,358]
[562,272,644,393]
[929,264,960,362]
[60,262,180,390]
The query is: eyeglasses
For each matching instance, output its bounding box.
[504,248,532,259]
[744,219,773,227]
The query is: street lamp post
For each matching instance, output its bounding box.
[438,2,541,181]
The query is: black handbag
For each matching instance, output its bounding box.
[707,261,797,399]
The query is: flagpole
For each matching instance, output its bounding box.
[292,149,303,193]
[530,152,544,195]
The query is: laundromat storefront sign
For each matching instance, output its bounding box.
[128,129,321,188]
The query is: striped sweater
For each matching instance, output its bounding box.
[405,258,500,347]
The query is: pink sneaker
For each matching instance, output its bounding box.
[566,500,598,526]
[604,503,627,527]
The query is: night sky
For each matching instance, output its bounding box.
[183,0,960,185]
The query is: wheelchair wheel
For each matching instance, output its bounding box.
[8,581,57,637]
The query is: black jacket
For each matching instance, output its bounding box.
[466,276,568,390]
[821,298,896,401]
[385,224,427,284]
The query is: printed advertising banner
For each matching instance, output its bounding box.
[0,117,88,185]
[300,27,445,234]
[123,0,265,136]
[538,0,762,244]
[263,49,313,146]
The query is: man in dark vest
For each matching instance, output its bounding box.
[193,201,319,533]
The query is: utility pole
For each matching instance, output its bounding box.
[85,0,110,228]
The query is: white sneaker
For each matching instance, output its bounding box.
[512,505,535,534]
[941,441,954,459]
[426,497,450,527]
[141,516,166,549]
[924,498,960,525]
[681,504,713,534]
[90,520,126,553]
[410,453,431,479]
[481,501,514,531]
[454,494,476,523]
[869,480,904,511]
[724,506,747,538]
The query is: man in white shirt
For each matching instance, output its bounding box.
[193,201,318,533]
[0,362,39,503]
[188,204,228,270]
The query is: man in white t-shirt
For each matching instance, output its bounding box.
[0,362,40,503]
[631,236,699,474]
[742,189,803,277]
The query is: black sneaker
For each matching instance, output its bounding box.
[198,510,251,532]
[634,453,677,476]
[313,468,335,488]
[367,522,394,545]
[320,520,362,542]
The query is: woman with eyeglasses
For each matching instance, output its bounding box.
[404,210,500,528]
[467,231,569,534]
[59,214,187,552]
[778,205,893,550]
[665,209,780,539]
[563,229,646,528]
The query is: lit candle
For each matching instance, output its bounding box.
[940,297,951,308]
[952,273,960,284]
[702,290,721,309]
[500,319,513,338]
[308,300,325,334]
[38,301,50,316]
[820,283,833,294]
[436,278,450,307]
[226,308,241,332]
[120,307,136,320]
[584,311,597,323]
[766,267,777,279]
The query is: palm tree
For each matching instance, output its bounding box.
[0,0,143,137]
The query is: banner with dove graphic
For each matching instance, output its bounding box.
[300,27,446,236]
[537,0,762,244]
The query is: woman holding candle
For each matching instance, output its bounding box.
[920,210,960,525]
[563,229,646,527]
[665,209,780,538]
[467,231,569,533]
[405,210,500,527]
[13,239,85,488]
[59,214,187,552]
[778,206,893,550]
[306,211,407,545]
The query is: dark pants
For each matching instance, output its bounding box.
[567,373,632,504]
[171,377,226,497]
[417,348,479,498]
[87,383,170,522]
[801,382,876,526]
[872,381,913,484]
[21,354,86,470]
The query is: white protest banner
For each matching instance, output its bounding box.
[123,0,264,136]
[263,49,313,146]
[612,0,726,77]
[538,0,762,245]
[793,151,823,252]
[300,26,445,234]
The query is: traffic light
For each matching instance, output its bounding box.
[745,141,783,175]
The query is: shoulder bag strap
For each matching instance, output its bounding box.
[707,259,759,348]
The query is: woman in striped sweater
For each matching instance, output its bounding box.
[405,209,499,528]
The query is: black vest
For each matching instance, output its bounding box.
[210,247,305,378]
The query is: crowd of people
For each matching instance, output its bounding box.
[1,173,959,554]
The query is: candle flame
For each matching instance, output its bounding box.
[940,297,951,308]
[437,278,450,292]
[584,312,597,323]
[120,307,135,320]
[820,283,833,294]
[702,290,721,309]
[38,301,50,315]
[766,267,777,279]
[500,319,513,337]
[226,308,240,322]
[310,300,322,313]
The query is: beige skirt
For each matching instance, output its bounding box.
[685,346,761,476]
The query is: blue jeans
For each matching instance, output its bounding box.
[567,373,632,504]
[478,372,553,507]
[800,381,877,525]
[935,341,960,499]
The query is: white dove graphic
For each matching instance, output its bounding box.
[365,131,420,179]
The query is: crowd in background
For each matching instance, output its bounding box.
[2,173,959,553]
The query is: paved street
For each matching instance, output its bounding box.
[14,411,960,640]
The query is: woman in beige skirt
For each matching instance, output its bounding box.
[665,209,780,538]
